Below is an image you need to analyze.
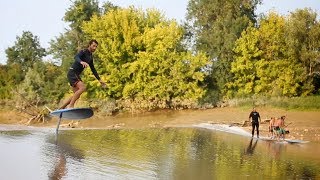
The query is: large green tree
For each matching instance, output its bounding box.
[285,8,320,94]
[64,0,100,48]
[5,31,46,72]
[81,7,209,109]
[186,0,261,99]
[226,12,314,98]
[2,31,45,101]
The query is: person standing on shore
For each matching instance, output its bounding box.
[268,117,276,138]
[249,107,261,138]
[274,116,287,140]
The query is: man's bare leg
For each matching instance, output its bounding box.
[68,81,86,108]
[59,96,73,109]
[59,86,79,109]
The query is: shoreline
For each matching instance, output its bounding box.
[0,122,314,144]
[1,107,320,143]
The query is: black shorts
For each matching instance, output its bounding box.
[67,69,81,87]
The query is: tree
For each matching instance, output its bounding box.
[64,0,100,48]
[285,8,320,93]
[101,1,119,14]
[186,0,261,99]
[225,25,261,98]
[2,31,45,100]
[226,12,313,98]
[81,7,210,109]
[14,67,45,107]
[48,31,80,72]
[0,64,23,99]
[5,31,46,72]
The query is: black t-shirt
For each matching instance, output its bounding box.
[70,49,100,80]
[249,111,260,123]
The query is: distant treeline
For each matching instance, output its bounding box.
[0,0,319,113]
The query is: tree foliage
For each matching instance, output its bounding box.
[0,64,23,99]
[15,67,45,107]
[81,8,210,109]
[64,0,100,35]
[186,0,262,97]
[5,31,46,71]
[2,0,320,112]
[286,8,320,94]
[226,11,317,98]
[2,31,45,100]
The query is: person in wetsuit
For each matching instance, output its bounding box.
[249,107,261,138]
[60,39,106,109]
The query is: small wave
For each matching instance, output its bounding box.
[194,123,252,137]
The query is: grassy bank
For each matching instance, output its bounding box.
[227,96,320,111]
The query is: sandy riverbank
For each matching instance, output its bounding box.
[1,107,320,142]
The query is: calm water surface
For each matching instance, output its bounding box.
[0,128,319,179]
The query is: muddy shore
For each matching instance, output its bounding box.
[1,107,320,143]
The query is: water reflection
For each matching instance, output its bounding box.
[0,128,319,179]
[265,141,283,159]
[47,135,84,180]
[49,152,66,180]
[245,138,258,155]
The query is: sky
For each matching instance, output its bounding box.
[1,0,320,64]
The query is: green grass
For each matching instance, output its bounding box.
[228,96,320,111]
[269,96,320,110]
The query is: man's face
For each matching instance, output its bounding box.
[89,42,98,53]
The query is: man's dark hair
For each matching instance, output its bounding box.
[89,39,98,45]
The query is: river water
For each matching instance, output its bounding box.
[0,127,320,179]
